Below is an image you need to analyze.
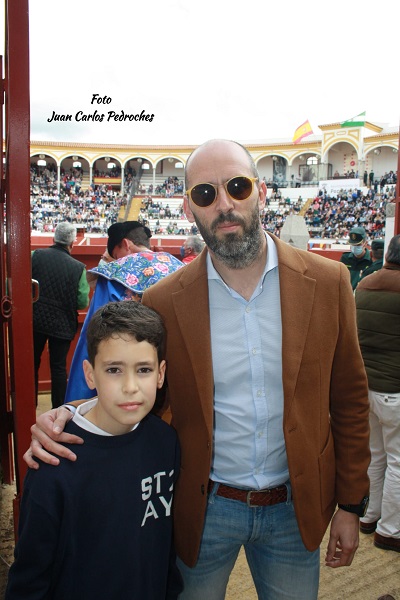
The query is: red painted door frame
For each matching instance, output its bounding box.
[0,0,36,524]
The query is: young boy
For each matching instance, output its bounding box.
[6,301,182,599]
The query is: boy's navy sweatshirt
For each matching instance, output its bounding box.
[6,415,182,599]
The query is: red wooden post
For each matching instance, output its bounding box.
[3,0,36,507]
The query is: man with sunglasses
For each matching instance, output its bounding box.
[25,139,370,600]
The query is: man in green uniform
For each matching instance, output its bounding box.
[359,239,384,281]
[340,226,372,290]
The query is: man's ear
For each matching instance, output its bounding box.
[258,180,267,212]
[183,195,195,223]
[83,359,96,390]
[122,238,133,254]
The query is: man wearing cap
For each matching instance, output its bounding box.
[359,239,384,281]
[340,226,372,290]
[106,220,153,260]
[64,220,183,403]
[32,222,90,408]
[355,234,400,553]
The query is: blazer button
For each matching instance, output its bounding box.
[201,484,205,495]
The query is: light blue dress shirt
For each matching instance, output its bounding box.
[208,233,289,490]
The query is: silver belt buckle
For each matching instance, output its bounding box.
[247,489,267,507]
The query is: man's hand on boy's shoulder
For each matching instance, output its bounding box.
[24,405,85,470]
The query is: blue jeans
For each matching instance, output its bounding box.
[177,482,319,600]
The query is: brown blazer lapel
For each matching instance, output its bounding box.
[273,236,317,420]
[171,252,214,435]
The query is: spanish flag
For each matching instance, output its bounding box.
[292,120,313,144]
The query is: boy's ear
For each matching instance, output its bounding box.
[157,360,166,389]
[83,359,96,390]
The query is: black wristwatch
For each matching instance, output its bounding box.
[338,495,369,517]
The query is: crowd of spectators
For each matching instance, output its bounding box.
[94,166,121,178]
[261,184,396,242]
[137,196,196,236]
[140,196,184,219]
[31,163,87,197]
[134,176,184,197]
[31,164,125,234]
[31,161,397,245]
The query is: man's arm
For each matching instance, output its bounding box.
[329,264,370,500]
[77,268,90,309]
[325,264,370,567]
[23,404,85,469]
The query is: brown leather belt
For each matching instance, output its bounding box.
[208,480,287,507]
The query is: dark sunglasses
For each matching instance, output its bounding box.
[185,175,259,208]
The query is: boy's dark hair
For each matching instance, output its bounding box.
[86,301,166,365]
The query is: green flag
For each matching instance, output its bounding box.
[340,111,366,128]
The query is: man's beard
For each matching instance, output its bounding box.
[193,204,264,269]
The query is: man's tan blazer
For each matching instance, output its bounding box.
[143,234,370,567]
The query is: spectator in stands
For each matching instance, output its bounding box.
[359,239,384,281]
[180,235,205,264]
[369,170,374,186]
[355,234,400,554]
[339,226,372,289]
[32,223,90,408]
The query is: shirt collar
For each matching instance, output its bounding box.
[206,231,278,283]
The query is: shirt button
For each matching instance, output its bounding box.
[252,348,257,355]
[257,390,262,397]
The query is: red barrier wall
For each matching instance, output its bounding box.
[308,248,347,261]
